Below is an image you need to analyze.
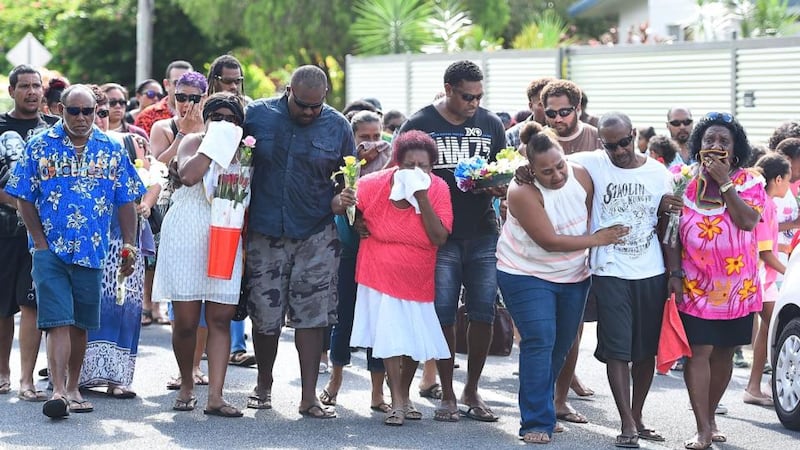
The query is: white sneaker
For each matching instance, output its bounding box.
[688,403,728,415]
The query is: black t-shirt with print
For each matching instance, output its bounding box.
[399,105,506,240]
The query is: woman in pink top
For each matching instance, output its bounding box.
[666,113,765,449]
[350,130,453,426]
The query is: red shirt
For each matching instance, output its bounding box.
[355,168,453,302]
[134,97,173,136]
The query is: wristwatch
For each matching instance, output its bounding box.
[669,269,685,279]
[720,181,734,194]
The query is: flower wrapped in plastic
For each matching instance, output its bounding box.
[662,164,693,247]
[454,148,526,192]
[331,155,366,225]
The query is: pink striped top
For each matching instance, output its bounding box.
[496,163,590,283]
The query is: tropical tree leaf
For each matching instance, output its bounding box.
[423,0,473,53]
[512,10,576,49]
[350,0,434,55]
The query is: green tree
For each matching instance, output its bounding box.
[424,0,473,53]
[464,0,509,38]
[351,0,434,55]
[512,10,576,49]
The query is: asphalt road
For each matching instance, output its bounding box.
[0,317,796,449]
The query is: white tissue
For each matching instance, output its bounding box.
[197,121,243,170]
[389,167,431,214]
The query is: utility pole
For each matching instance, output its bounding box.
[136,0,154,85]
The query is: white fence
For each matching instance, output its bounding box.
[346,37,800,146]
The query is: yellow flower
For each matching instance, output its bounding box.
[697,216,723,241]
[134,158,144,169]
[708,280,731,306]
[681,165,691,176]
[737,278,757,300]
[343,155,357,166]
[724,255,745,275]
[684,278,705,300]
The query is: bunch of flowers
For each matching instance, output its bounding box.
[454,147,526,192]
[210,136,255,229]
[662,164,693,247]
[116,244,137,305]
[133,157,169,188]
[331,155,366,225]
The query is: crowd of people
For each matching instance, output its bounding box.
[1,55,799,449]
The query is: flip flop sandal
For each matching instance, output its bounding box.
[556,411,588,423]
[461,405,499,422]
[229,351,256,367]
[166,377,181,390]
[615,434,640,448]
[384,409,404,426]
[107,386,137,399]
[154,316,171,325]
[683,439,711,450]
[43,397,69,419]
[419,383,443,399]
[18,389,48,402]
[370,402,391,413]
[521,431,551,444]
[0,382,10,394]
[433,408,460,422]
[298,404,337,419]
[319,388,337,406]
[193,373,209,385]
[68,399,94,413]
[403,404,423,420]
[246,392,272,409]
[173,396,197,411]
[204,403,243,418]
[141,309,153,326]
[637,428,665,442]
[38,368,49,378]
[711,432,727,443]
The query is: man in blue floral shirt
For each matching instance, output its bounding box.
[5,84,144,419]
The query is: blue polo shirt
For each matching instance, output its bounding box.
[244,96,356,240]
[5,122,145,268]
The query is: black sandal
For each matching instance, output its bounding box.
[141,309,153,326]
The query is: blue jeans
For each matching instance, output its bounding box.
[497,270,589,437]
[329,256,384,372]
[230,319,246,353]
[434,235,498,326]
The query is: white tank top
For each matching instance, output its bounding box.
[497,163,590,283]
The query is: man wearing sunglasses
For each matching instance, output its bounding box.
[569,112,674,448]
[398,60,506,424]
[6,84,145,418]
[540,80,601,156]
[243,65,355,419]
[0,65,59,405]
[207,54,246,99]
[666,107,694,164]
[135,60,193,136]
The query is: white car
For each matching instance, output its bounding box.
[769,244,800,431]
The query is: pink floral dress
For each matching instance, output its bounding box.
[678,168,766,320]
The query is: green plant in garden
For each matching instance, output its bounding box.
[351,0,434,54]
[423,0,473,53]
[512,10,576,49]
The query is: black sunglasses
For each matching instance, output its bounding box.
[292,95,324,110]
[669,119,693,127]
[143,90,163,99]
[215,75,244,85]
[208,112,240,125]
[602,134,634,151]
[65,106,95,116]
[175,93,202,103]
[96,109,110,118]
[544,106,576,119]
[705,112,734,123]
[108,99,127,108]
[453,87,483,103]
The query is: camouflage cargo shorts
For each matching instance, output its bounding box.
[245,224,340,336]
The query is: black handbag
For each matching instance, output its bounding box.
[147,206,163,235]
[455,302,514,357]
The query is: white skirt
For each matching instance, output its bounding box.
[350,285,451,361]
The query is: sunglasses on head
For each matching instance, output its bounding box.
[143,90,163,99]
[602,134,634,151]
[453,88,483,103]
[65,106,95,116]
[669,118,693,127]
[208,112,240,125]
[108,99,127,108]
[96,109,109,118]
[705,112,734,123]
[544,106,576,119]
[215,75,244,85]
[175,93,202,103]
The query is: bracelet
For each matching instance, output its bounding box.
[175,131,186,139]
[669,269,685,279]
[720,181,734,194]
[121,243,138,259]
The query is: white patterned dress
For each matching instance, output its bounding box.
[152,182,243,305]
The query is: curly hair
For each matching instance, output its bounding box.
[647,135,679,165]
[768,121,800,150]
[88,84,108,106]
[540,80,582,109]
[688,113,751,169]
[754,152,791,185]
[393,130,438,166]
[526,77,556,102]
[443,60,483,86]
[176,71,208,94]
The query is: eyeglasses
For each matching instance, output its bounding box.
[292,95,324,110]
[209,112,240,125]
[143,90,163,99]
[215,75,244,85]
[452,87,483,103]
[65,107,95,116]
[602,134,634,151]
[96,109,110,118]
[544,106,576,119]
[108,99,127,108]
[669,119,693,127]
[705,112,734,123]
[175,93,202,103]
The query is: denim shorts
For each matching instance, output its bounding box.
[31,248,102,330]
[434,234,498,326]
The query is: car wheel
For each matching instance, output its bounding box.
[773,317,800,430]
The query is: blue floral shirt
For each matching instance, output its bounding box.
[4,122,145,269]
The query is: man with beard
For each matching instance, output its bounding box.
[541,80,601,155]
[0,65,58,403]
[398,60,506,423]
[570,112,674,448]
[666,106,694,164]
